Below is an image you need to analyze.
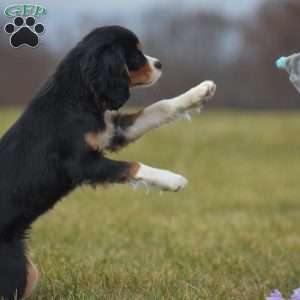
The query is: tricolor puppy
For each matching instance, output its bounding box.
[0,26,216,299]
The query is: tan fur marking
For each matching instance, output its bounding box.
[137,42,143,50]
[23,257,39,299]
[84,111,116,152]
[128,162,141,178]
[129,63,152,86]
[85,132,103,152]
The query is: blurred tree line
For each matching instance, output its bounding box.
[1,1,300,109]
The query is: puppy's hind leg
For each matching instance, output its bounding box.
[23,257,39,299]
[0,240,27,300]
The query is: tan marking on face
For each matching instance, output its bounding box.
[129,63,153,87]
[23,257,39,298]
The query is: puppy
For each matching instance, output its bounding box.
[0,26,216,299]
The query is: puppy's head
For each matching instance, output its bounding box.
[80,26,162,111]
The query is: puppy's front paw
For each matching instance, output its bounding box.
[159,171,188,192]
[174,81,216,115]
[201,81,217,98]
[133,164,188,192]
[189,80,216,106]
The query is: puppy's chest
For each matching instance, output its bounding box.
[84,110,119,152]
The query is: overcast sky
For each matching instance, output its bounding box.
[1,0,264,49]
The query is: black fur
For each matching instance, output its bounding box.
[0,26,147,299]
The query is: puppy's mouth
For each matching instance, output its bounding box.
[132,75,161,88]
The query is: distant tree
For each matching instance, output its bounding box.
[132,2,300,109]
[236,0,300,108]
[131,11,239,107]
[0,16,57,106]
[1,2,300,109]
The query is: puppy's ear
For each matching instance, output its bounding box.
[81,44,130,110]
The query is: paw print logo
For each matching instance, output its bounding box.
[4,16,45,48]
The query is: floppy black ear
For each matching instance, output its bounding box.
[81,44,130,110]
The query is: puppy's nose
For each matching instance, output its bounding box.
[154,60,162,70]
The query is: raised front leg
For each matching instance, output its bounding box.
[84,81,216,153]
[132,163,188,192]
[108,80,216,151]
[75,156,187,192]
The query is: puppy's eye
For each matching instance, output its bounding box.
[127,52,146,71]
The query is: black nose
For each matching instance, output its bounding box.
[154,60,162,70]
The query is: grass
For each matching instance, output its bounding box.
[1,109,300,300]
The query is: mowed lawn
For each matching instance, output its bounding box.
[1,109,300,300]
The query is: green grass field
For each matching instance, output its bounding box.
[1,109,300,300]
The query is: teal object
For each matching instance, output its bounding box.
[276,57,287,70]
[276,53,300,93]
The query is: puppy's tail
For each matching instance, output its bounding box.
[0,240,27,300]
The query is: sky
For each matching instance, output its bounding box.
[0,0,265,49]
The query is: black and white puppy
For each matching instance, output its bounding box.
[0,26,216,299]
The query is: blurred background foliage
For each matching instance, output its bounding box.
[0,0,300,109]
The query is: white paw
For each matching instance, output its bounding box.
[188,80,216,106]
[158,170,188,192]
[175,81,216,114]
[133,164,188,192]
